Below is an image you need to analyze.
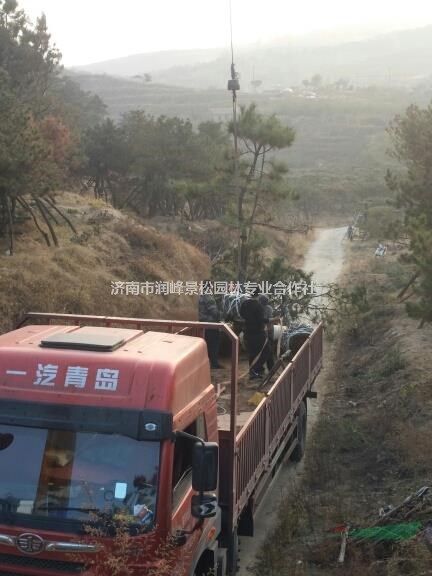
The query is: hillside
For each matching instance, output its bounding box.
[67,71,232,122]
[0,193,210,333]
[71,70,429,217]
[0,191,316,335]
[73,47,225,77]
[73,25,432,90]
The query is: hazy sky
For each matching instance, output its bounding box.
[19,0,432,66]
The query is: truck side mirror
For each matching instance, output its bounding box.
[191,494,218,519]
[192,442,218,492]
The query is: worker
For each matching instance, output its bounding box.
[374,242,387,257]
[258,294,275,372]
[259,294,273,322]
[198,280,223,369]
[240,289,271,379]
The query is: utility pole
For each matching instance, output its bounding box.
[228,0,243,281]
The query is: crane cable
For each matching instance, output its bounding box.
[228,0,238,121]
[229,0,242,279]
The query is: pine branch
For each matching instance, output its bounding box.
[398,271,420,300]
[39,198,60,225]
[43,196,78,235]
[33,196,59,246]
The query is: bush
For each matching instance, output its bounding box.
[375,345,406,378]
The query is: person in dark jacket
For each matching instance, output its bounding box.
[240,290,271,379]
[259,294,273,323]
[198,281,222,369]
[259,294,275,372]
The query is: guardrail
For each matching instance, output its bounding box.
[233,323,323,523]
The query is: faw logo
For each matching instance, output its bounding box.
[16,533,44,555]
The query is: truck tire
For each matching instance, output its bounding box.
[227,528,239,575]
[193,550,217,576]
[291,401,307,462]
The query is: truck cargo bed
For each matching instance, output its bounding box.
[214,358,259,432]
[217,323,323,533]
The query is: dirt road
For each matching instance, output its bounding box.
[304,227,347,286]
[237,227,347,575]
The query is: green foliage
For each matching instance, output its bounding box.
[72,72,417,223]
[231,103,295,150]
[83,119,128,205]
[0,0,106,251]
[229,103,296,279]
[322,283,371,338]
[362,204,404,241]
[82,111,230,218]
[374,345,406,378]
[387,101,432,324]
[0,71,74,241]
[387,103,432,225]
[51,75,106,130]
[0,1,60,112]
[404,216,432,324]
[260,257,315,321]
[384,260,412,291]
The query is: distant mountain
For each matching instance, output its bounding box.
[73,48,226,78]
[270,24,398,48]
[73,25,432,90]
[150,25,432,90]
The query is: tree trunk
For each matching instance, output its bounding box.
[17,196,51,246]
[6,194,14,255]
[34,196,59,247]
[39,198,60,225]
[45,196,78,235]
[237,148,261,281]
[106,174,115,207]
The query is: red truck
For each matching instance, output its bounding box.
[0,312,323,576]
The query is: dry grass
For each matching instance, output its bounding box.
[262,228,316,268]
[0,193,210,333]
[153,215,317,271]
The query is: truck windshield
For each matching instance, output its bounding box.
[0,425,159,529]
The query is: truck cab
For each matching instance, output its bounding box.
[0,321,221,576]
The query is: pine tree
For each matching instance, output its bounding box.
[229,103,295,280]
[0,0,102,251]
[387,102,432,324]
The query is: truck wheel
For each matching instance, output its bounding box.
[291,401,307,462]
[227,529,239,575]
[193,550,217,576]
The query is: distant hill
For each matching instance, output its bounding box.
[70,25,432,220]
[73,48,226,78]
[73,25,432,90]
[67,71,235,122]
[71,69,420,179]
[151,25,432,90]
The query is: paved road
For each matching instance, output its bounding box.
[237,227,347,575]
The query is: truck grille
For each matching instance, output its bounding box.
[0,551,85,573]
